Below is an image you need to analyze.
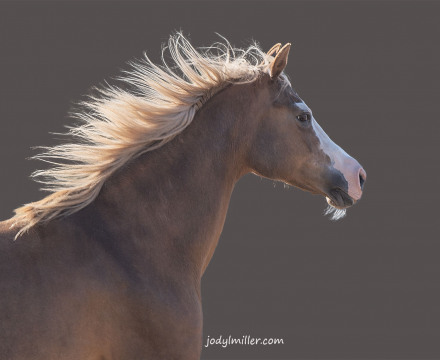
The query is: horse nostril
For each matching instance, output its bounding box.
[359,170,366,190]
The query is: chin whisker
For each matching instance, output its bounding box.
[324,205,347,221]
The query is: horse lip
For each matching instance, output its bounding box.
[326,188,354,209]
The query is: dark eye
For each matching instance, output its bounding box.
[296,113,311,123]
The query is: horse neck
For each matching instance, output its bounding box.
[75,82,261,281]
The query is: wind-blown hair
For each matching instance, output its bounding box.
[324,205,347,221]
[11,33,285,237]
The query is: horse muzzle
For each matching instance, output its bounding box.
[325,165,366,209]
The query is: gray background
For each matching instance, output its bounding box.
[1,1,439,359]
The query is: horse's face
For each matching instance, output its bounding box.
[249,44,366,213]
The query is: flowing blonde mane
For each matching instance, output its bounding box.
[11,33,279,237]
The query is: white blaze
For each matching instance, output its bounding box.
[297,101,364,201]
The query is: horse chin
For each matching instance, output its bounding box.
[324,190,354,221]
[325,188,354,209]
[324,200,348,221]
[326,196,349,210]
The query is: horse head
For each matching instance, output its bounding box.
[247,43,366,217]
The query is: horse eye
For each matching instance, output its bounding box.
[296,113,311,123]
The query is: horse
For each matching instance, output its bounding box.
[0,34,366,359]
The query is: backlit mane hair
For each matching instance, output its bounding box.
[12,33,288,237]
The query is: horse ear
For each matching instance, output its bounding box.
[269,43,291,79]
[260,43,282,66]
[267,43,282,57]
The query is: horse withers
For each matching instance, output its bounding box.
[0,35,365,359]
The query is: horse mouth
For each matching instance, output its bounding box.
[325,188,354,209]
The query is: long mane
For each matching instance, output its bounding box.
[11,33,277,237]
